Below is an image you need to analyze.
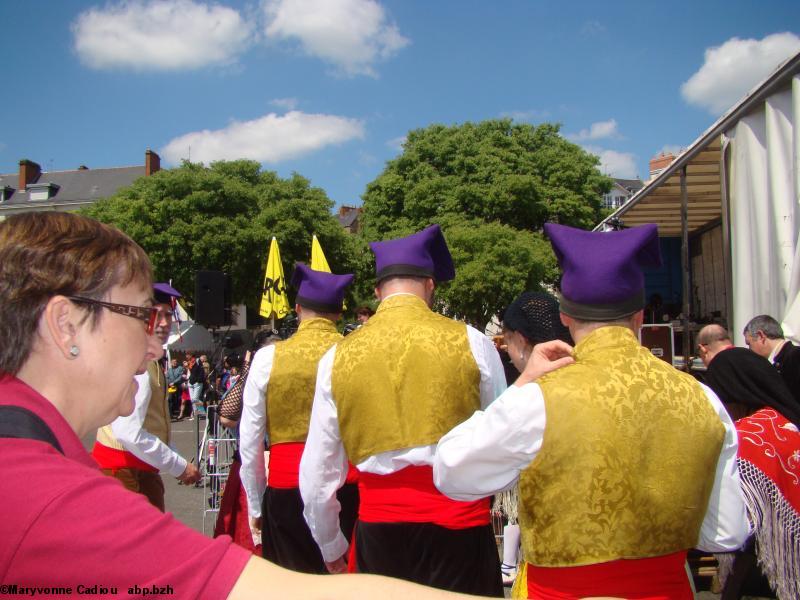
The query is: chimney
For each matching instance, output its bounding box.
[649,152,675,179]
[145,149,161,176]
[19,159,41,191]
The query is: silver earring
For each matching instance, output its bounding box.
[69,345,80,357]
[519,351,525,363]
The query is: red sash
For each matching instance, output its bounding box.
[357,465,489,528]
[525,551,691,599]
[91,441,158,473]
[268,442,359,489]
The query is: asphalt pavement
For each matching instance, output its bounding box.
[80,416,216,535]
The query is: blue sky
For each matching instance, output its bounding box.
[2,0,799,209]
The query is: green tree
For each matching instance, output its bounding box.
[358,120,611,328]
[438,220,558,327]
[81,160,357,317]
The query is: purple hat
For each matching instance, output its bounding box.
[153,282,181,304]
[291,263,353,313]
[369,224,455,282]
[544,223,662,321]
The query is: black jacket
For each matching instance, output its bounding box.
[189,361,205,385]
[774,341,800,407]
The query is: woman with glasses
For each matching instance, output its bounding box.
[91,282,201,511]
[0,212,482,599]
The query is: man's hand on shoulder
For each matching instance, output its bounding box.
[177,462,201,485]
[514,340,574,387]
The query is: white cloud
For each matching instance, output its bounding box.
[499,108,551,122]
[72,0,254,71]
[568,119,620,142]
[271,97,299,110]
[681,32,800,115]
[386,135,406,152]
[358,150,378,165]
[657,144,683,157]
[262,0,409,77]
[161,111,365,164]
[580,20,606,36]
[584,146,638,179]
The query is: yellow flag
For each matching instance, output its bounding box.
[310,234,331,273]
[260,237,291,319]
[310,234,345,309]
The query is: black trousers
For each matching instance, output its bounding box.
[721,537,775,600]
[354,520,503,597]
[261,483,359,574]
[167,390,182,416]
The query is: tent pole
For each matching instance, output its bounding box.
[680,166,691,371]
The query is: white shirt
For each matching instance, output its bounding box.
[768,339,789,364]
[299,320,506,562]
[433,381,750,553]
[110,370,187,478]
[239,344,276,519]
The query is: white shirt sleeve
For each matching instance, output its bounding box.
[466,325,508,408]
[434,382,546,500]
[695,383,750,552]
[299,345,350,563]
[239,344,275,519]
[110,372,187,478]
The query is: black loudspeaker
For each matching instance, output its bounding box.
[195,270,231,327]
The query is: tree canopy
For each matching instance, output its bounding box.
[81,160,358,317]
[358,120,611,328]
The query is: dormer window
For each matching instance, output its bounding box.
[0,186,12,202]
[26,182,60,201]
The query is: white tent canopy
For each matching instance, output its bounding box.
[598,52,800,345]
[166,320,214,353]
[727,80,800,341]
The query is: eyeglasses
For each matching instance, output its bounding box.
[67,296,160,335]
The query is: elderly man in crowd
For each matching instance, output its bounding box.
[743,314,800,406]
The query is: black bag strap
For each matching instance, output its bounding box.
[0,405,64,454]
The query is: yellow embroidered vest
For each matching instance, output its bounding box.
[96,361,170,451]
[332,294,480,465]
[266,318,343,444]
[519,326,724,567]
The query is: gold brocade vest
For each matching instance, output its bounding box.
[332,294,480,465]
[519,327,725,567]
[96,361,170,451]
[266,318,343,444]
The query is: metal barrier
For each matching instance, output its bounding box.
[199,404,238,535]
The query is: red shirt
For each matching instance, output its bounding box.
[0,376,250,597]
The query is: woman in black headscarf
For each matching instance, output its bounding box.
[502,292,573,375]
[495,291,574,588]
[703,346,800,600]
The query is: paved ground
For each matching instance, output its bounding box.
[81,416,218,535]
[163,416,212,534]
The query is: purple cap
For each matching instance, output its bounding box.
[291,263,353,313]
[544,223,662,321]
[369,224,455,282]
[153,282,181,304]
